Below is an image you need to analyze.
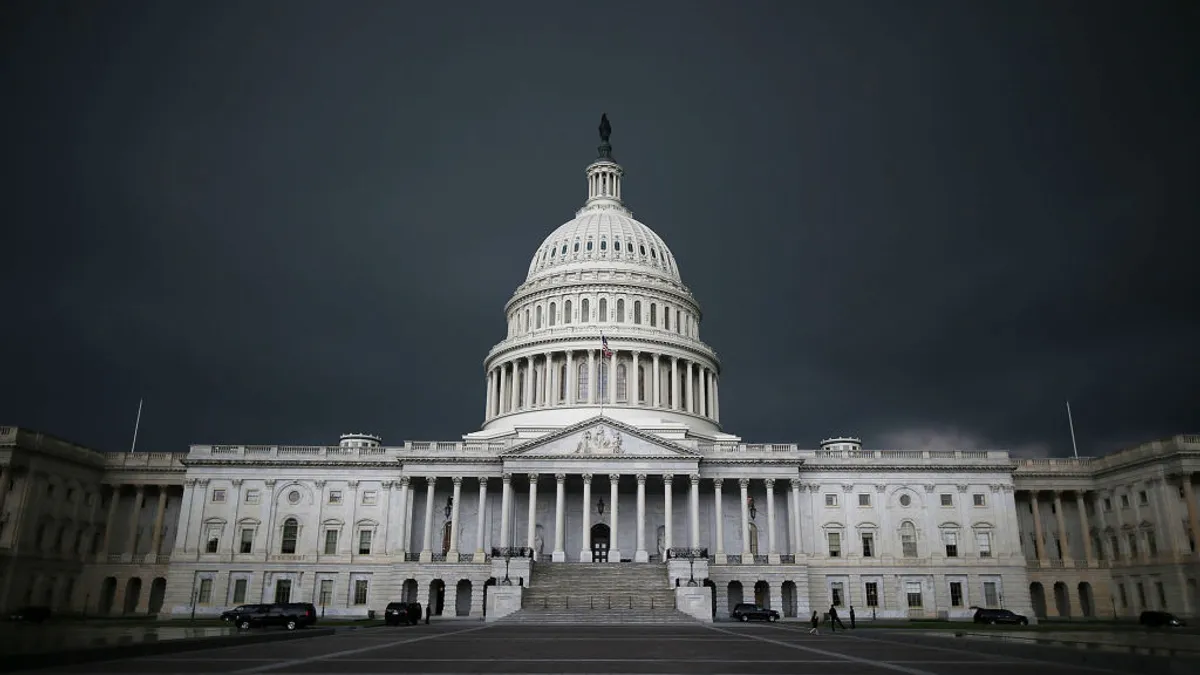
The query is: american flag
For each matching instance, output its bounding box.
[601,334,613,358]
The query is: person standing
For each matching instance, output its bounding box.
[425,603,432,625]
[808,610,820,635]
[829,604,847,632]
[849,605,856,629]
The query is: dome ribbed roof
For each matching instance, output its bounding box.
[525,209,681,283]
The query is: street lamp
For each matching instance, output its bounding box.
[596,497,605,516]
[686,549,699,587]
[748,497,757,520]
[444,496,453,519]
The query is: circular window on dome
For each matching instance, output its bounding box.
[288,490,301,504]
[639,245,646,255]
[899,494,911,507]
[573,242,580,252]
[586,240,593,251]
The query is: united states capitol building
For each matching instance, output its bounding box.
[2,120,1198,623]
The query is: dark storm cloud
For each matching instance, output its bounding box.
[1,0,1196,457]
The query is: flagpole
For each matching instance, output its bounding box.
[130,398,143,453]
[599,333,605,419]
[1065,399,1079,459]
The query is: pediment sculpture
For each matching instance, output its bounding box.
[575,426,623,454]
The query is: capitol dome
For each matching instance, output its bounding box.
[472,115,725,439]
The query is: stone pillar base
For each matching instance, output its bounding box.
[635,550,649,563]
[419,550,432,562]
[769,553,781,564]
[741,553,753,564]
[609,549,622,562]
[579,550,592,562]
[714,553,727,564]
[473,551,487,563]
[552,551,566,562]
[447,549,459,562]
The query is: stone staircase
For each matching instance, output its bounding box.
[500,562,696,624]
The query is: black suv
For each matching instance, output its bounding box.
[8,606,51,623]
[973,607,1029,625]
[232,602,318,630]
[220,604,267,623]
[731,602,780,622]
[1139,610,1186,627]
[385,601,422,626]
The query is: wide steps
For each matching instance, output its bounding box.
[499,609,698,624]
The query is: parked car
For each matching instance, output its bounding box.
[972,607,1029,625]
[731,602,779,622]
[233,602,318,630]
[220,604,267,623]
[8,606,51,623]
[385,601,421,626]
[1139,610,1186,627]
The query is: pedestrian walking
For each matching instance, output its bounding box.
[425,603,432,624]
[849,605,856,629]
[828,604,847,632]
[808,610,820,635]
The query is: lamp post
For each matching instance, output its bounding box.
[748,497,757,521]
[686,549,698,587]
[444,497,453,520]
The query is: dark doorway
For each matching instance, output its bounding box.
[274,579,292,604]
[429,579,446,615]
[703,579,717,619]
[591,523,610,562]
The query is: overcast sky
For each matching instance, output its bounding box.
[2,1,1197,457]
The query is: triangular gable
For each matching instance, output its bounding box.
[501,416,701,458]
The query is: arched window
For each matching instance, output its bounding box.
[573,241,580,252]
[535,306,542,329]
[524,309,530,333]
[517,372,525,408]
[576,362,589,401]
[616,364,627,402]
[586,240,594,251]
[664,306,670,331]
[614,238,621,253]
[650,303,657,327]
[637,365,646,403]
[678,310,683,334]
[600,239,607,251]
[564,299,573,324]
[559,364,567,402]
[281,518,298,554]
[616,299,625,322]
[634,301,641,324]
[900,521,918,558]
[548,302,557,327]
[599,298,608,321]
[581,298,590,322]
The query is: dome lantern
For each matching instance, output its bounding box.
[584,113,624,210]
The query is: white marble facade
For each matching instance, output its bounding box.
[2,122,1198,622]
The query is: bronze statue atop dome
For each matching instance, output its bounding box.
[599,113,612,143]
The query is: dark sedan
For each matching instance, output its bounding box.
[731,602,780,622]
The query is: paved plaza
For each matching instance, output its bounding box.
[16,621,1195,675]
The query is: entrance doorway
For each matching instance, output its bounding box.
[590,523,610,562]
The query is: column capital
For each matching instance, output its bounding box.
[956,483,968,493]
[315,479,327,488]
[502,473,513,483]
[765,478,775,489]
[527,473,539,484]
[231,479,244,487]
[196,479,210,488]
[452,476,463,486]
[264,480,276,488]
[689,474,700,486]
[738,477,750,489]
[792,479,802,490]
[135,484,147,493]
[636,473,646,484]
[425,476,438,485]
[582,473,592,484]
[348,480,360,488]
[478,477,489,488]
[381,480,394,489]
[184,479,197,487]
[632,350,640,358]
[555,473,567,483]
[399,476,411,487]
[713,478,724,490]
[610,473,620,483]
[663,474,674,485]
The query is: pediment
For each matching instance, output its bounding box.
[502,417,700,458]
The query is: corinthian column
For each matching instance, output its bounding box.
[689,474,700,549]
[739,478,751,562]
[609,474,621,561]
[635,474,648,562]
[579,474,593,561]
[499,474,513,548]
[447,477,462,559]
[526,474,539,557]
[766,478,779,563]
[663,475,674,553]
[714,479,725,562]
[553,474,566,562]
[652,354,661,407]
[474,478,488,562]
[420,477,437,562]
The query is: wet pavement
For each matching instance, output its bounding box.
[0,623,239,656]
[917,628,1200,655]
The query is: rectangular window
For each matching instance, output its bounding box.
[1139,490,1148,505]
[1155,581,1167,609]
[232,579,247,604]
[206,526,220,553]
[1121,494,1130,508]
[827,532,841,557]
[362,490,378,506]
[1118,583,1128,608]
[319,579,333,607]
[861,533,874,557]
[1111,536,1121,560]
[949,582,963,607]
[239,528,254,554]
[212,489,226,503]
[197,578,213,604]
[354,579,369,605]
[902,532,918,558]
[905,581,923,608]
[825,494,838,507]
[943,531,958,557]
[864,582,878,607]
[358,530,373,555]
[1128,533,1139,558]
[983,582,998,607]
[1136,582,1146,608]
[245,489,260,504]
[324,529,339,554]
[976,531,992,558]
[830,582,844,607]
[1147,531,1158,557]
[858,493,871,507]
[274,579,292,604]
[329,491,343,504]
[940,494,953,507]
[1104,498,1112,511]
[973,493,986,507]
